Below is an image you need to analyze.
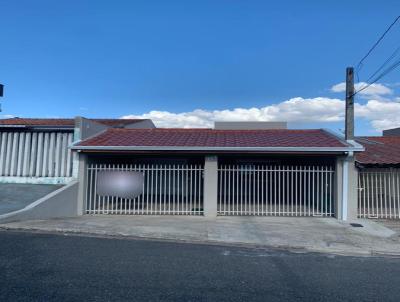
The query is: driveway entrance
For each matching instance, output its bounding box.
[0,184,62,215]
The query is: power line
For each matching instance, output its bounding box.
[365,45,400,83]
[353,57,400,96]
[355,15,400,74]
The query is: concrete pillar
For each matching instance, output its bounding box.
[335,154,358,220]
[203,155,218,217]
[347,156,358,220]
[335,158,343,219]
[76,152,88,216]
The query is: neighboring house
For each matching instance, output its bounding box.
[0,117,155,184]
[356,133,400,219]
[71,122,363,220]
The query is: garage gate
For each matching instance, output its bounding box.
[217,164,335,217]
[85,163,204,215]
[358,168,400,219]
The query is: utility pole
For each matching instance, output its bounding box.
[345,67,354,140]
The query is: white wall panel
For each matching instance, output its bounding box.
[0,131,73,178]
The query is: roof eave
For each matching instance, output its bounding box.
[71,145,364,153]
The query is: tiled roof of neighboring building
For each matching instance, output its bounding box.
[0,117,146,128]
[74,128,352,151]
[356,136,400,166]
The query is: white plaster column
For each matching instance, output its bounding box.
[76,152,88,216]
[203,155,218,217]
[336,154,358,220]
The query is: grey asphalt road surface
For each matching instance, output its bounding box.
[0,184,62,215]
[0,230,399,302]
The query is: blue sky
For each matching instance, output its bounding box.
[1,0,400,135]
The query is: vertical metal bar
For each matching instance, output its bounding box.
[261,165,264,215]
[278,166,281,215]
[163,164,166,215]
[295,165,299,216]
[282,165,285,215]
[290,166,294,216]
[190,165,194,215]
[268,166,271,215]
[94,164,98,214]
[192,165,196,215]
[223,165,227,215]
[316,166,320,215]
[167,164,170,214]
[383,172,387,218]
[389,170,393,219]
[111,164,115,214]
[374,172,378,217]
[300,166,303,216]
[312,166,315,216]
[360,171,367,218]
[227,165,231,215]
[397,170,400,218]
[257,165,260,215]
[252,166,255,215]
[274,166,277,216]
[330,168,333,216]
[287,166,290,216]
[185,165,189,214]
[244,166,247,215]
[379,172,383,218]
[178,165,181,214]
[365,171,368,218]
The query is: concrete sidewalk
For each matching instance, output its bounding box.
[1,216,399,256]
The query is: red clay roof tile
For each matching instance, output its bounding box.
[356,136,400,165]
[76,128,348,149]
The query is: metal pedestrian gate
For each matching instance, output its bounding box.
[217,165,335,217]
[358,169,400,219]
[86,164,204,215]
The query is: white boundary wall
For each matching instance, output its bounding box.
[0,131,74,178]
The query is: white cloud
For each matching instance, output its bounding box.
[122,97,345,128]
[122,81,400,132]
[355,99,400,131]
[123,96,400,132]
[0,114,14,119]
[331,82,393,97]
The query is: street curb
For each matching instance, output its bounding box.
[1,225,400,258]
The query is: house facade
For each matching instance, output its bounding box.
[71,122,363,220]
[5,116,400,223]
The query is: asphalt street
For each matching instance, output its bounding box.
[0,230,399,302]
